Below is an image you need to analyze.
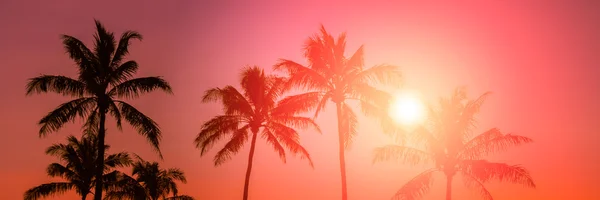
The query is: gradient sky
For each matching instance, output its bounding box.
[1,1,599,199]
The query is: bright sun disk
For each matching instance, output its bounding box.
[389,94,425,126]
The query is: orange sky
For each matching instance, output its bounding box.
[1,1,599,199]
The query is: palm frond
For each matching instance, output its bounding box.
[108,101,123,130]
[165,168,187,183]
[213,126,250,166]
[240,66,268,108]
[109,60,139,86]
[270,115,322,134]
[38,97,97,136]
[116,100,162,158]
[164,195,195,200]
[268,122,314,168]
[46,163,78,180]
[460,171,494,200]
[341,103,358,148]
[60,35,97,80]
[195,115,244,155]
[111,31,143,68]
[273,59,332,91]
[272,91,327,118]
[202,86,254,116]
[104,152,132,168]
[373,145,433,166]
[457,91,492,140]
[261,128,287,163]
[92,19,116,71]
[459,129,533,160]
[460,160,536,188]
[345,64,402,87]
[391,169,437,200]
[346,45,364,70]
[109,77,172,99]
[24,182,74,200]
[26,75,86,97]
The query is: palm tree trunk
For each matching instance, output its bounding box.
[242,131,259,200]
[335,102,348,200]
[93,107,107,200]
[82,193,87,200]
[445,175,453,200]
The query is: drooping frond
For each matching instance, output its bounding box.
[38,97,97,136]
[372,145,433,166]
[458,129,533,160]
[24,182,75,200]
[262,128,287,163]
[460,160,536,188]
[341,103,358,148]
[268,122,314,168]
[111,30,143,68]
[116,100,162,158]
[273,59,332,91]
[46,163,78,180]
[108,101,123,130]
[202,86,254,116]
[104,152,132,169]
[26,75,86,97]
[460,171,494,200]
[270,115,322,134]
[108,76,173,99]
[457,91,492,140]
[195,115,244,155]
[213,126,250,166]
[391,169,437,200]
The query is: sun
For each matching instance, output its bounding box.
[389,93,426,126]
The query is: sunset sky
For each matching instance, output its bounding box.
[1,1,599,199]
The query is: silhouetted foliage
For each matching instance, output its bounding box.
[273,25,402,200]
[373,88,535,200]
[24,134,132,200]
[25,20,172,200]
[195,66,319,200]
[104,155,194,200]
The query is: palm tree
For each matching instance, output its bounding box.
[195,66,319,200]
[104,156,194,200]
[373,88,536,200]
[25,20,172,200]
[273,25,402,200]
[24,134,132,200]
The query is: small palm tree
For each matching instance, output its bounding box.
[195,66,319,200]
[25,20,172,200]
[104,156,194,200]
[24,134,132,200]
[373,88,536,200]
[273,25,402,200]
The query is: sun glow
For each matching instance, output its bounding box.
[389,93,426,126]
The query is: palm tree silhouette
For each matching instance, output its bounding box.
[373,88,536,200]
[273,25,402,200]
[25,20,172,200]
[24,133,132,200]
[104,156,194,200]
[195,66,319,200]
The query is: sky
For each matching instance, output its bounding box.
[1,0,599,199]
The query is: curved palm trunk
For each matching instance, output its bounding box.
[243,131,259,200]
[94,107,107,200]
[335,102,348,200]
[445,175,453,200]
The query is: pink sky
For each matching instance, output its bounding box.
[1,1,599,199]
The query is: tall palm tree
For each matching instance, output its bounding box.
[25,20,172,200]
[373,88,536,200]
[24,134,132,200]
[104,156,194,200]
[273,25,402,200]
[195,66,319,200]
